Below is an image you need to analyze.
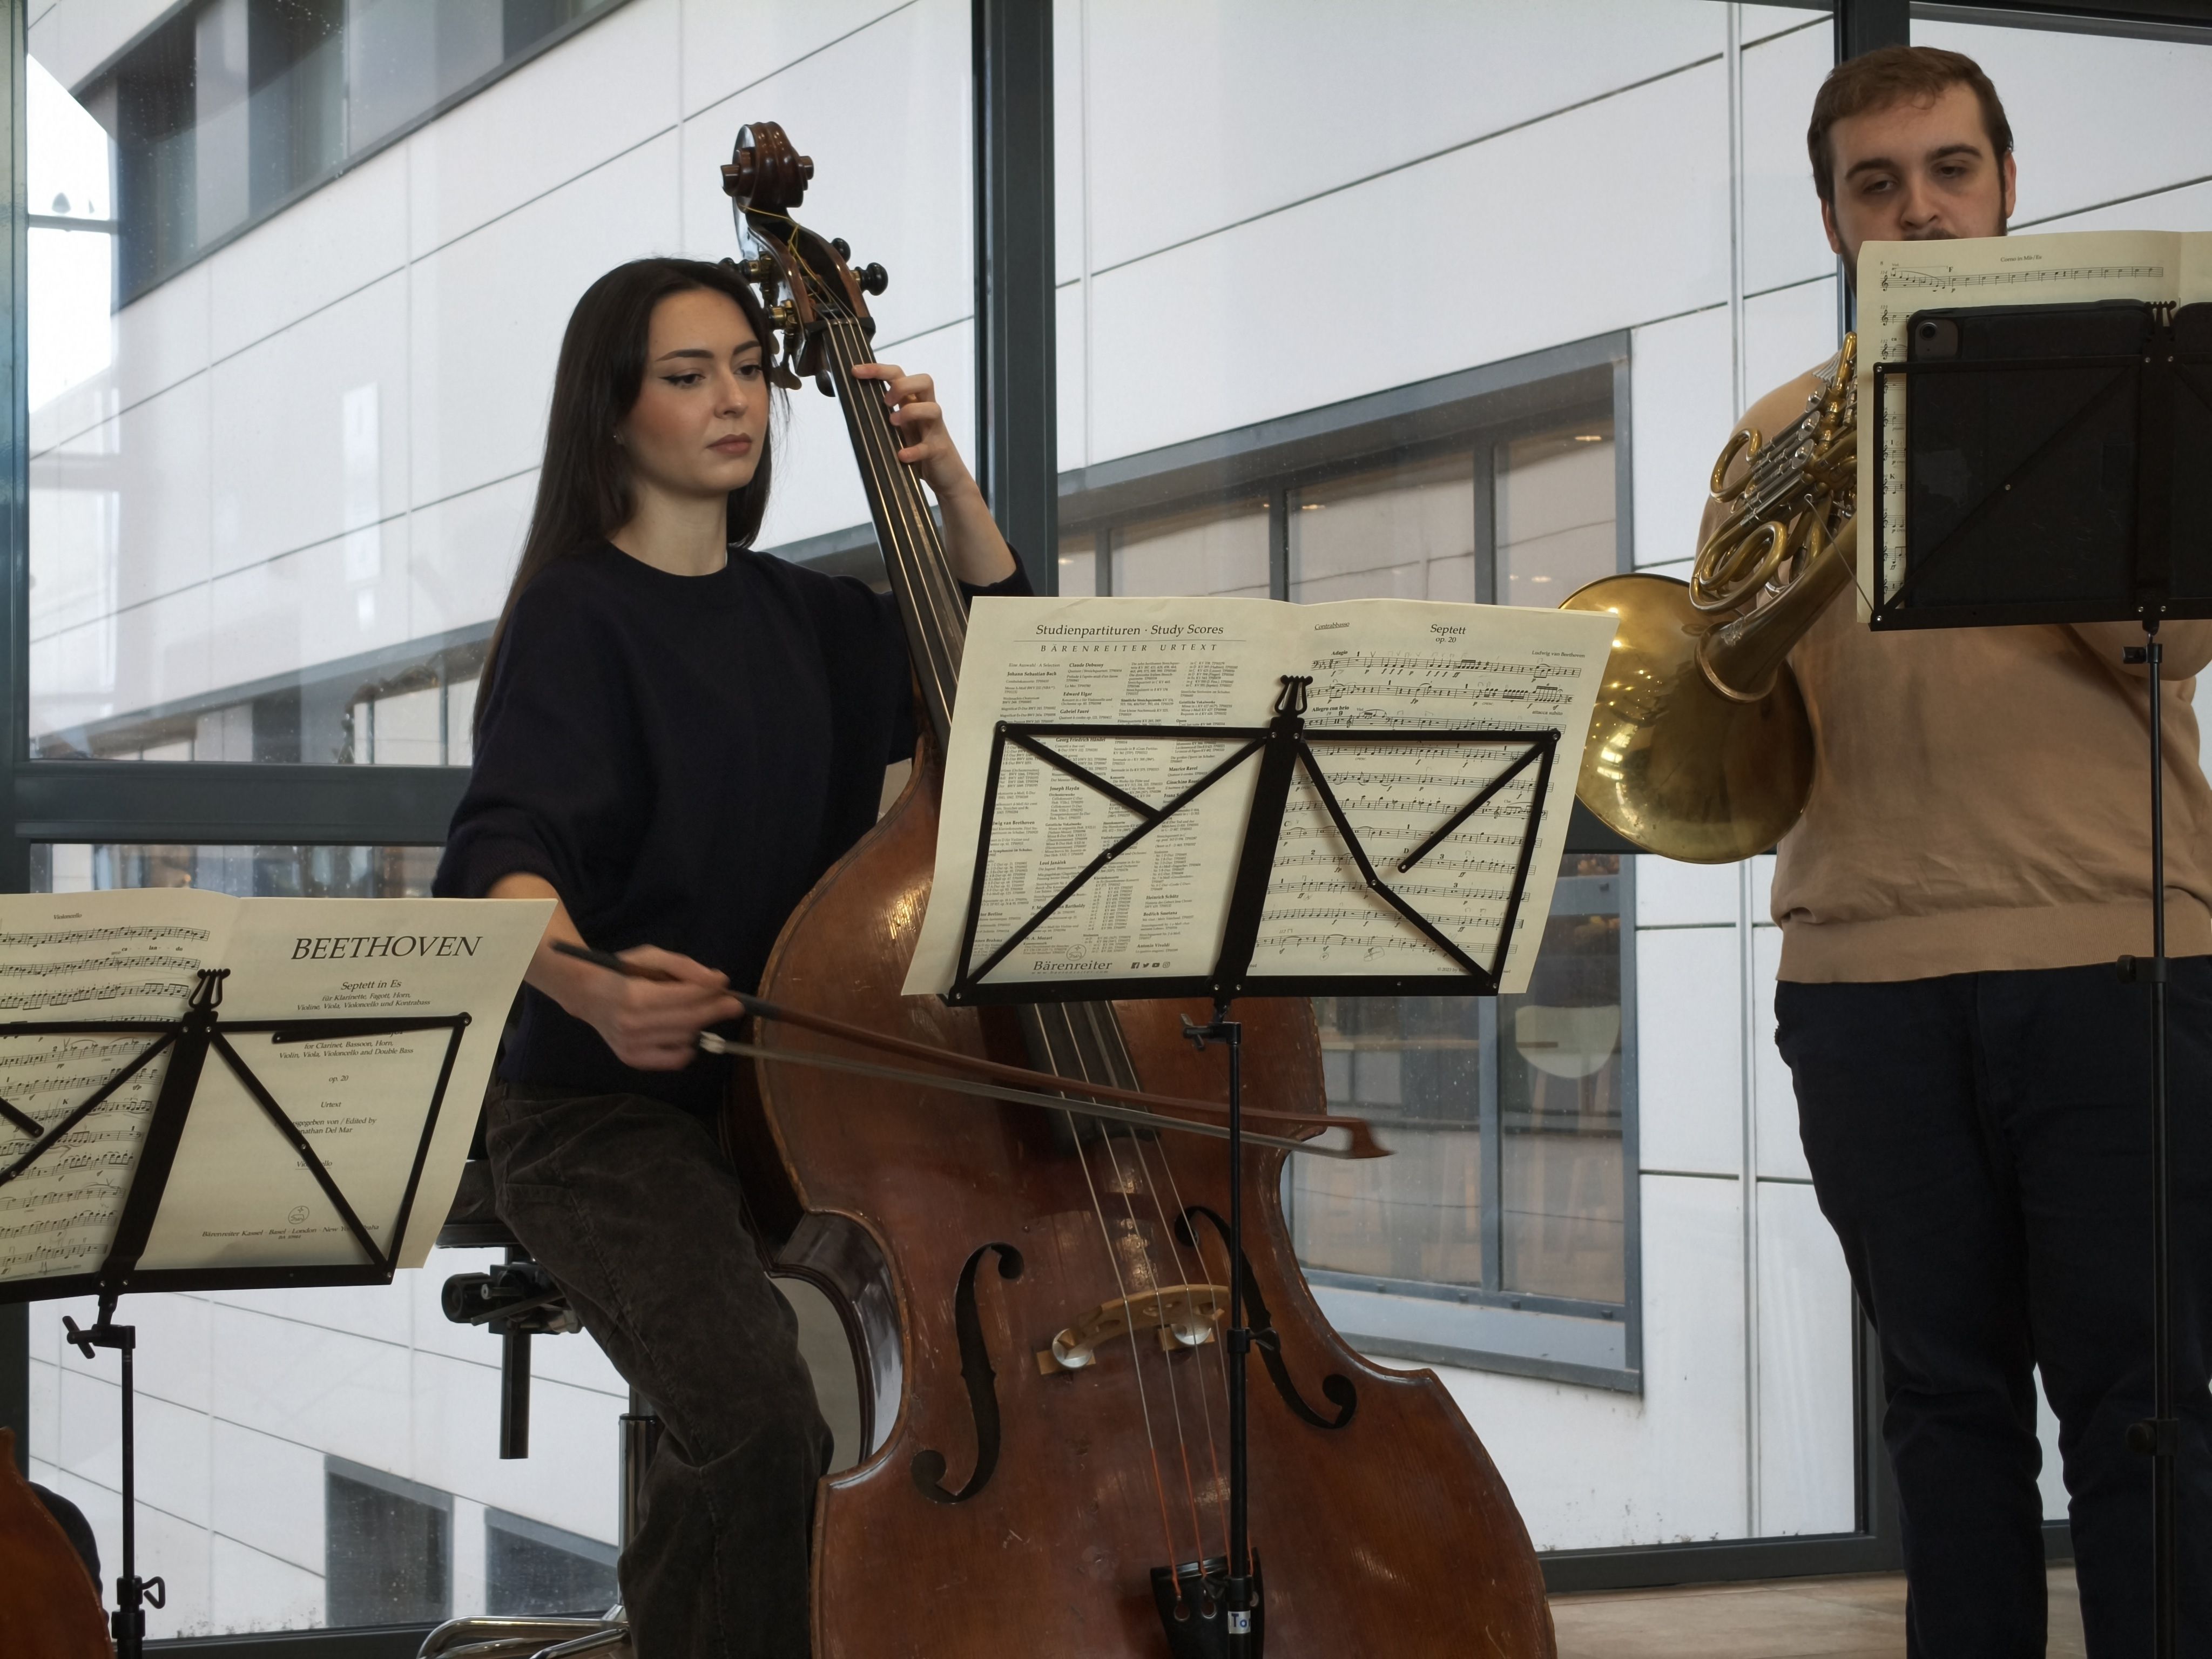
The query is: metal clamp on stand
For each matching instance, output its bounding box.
[441,1249,580,1459]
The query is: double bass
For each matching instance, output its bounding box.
[719,123,1556,1657]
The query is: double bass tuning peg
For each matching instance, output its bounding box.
[828,239,889,297]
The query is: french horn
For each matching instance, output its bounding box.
[1562,335,1859,863]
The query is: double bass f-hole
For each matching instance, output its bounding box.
[911,1242,1024,1505]
[1178,1205,1356,1432]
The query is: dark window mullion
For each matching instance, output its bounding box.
[1480,996,1503,1293]
[1269,488,1290,601]
[11,760,466,848]
[2,0,28,1478]
[1473,440,1499,606]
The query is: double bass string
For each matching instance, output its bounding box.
[1126,1125,1236,1567]
[819,278,1215,1599]
[814,311,941,692]
[756,217,964,710]
[828,312,967,691]
[815,309,1195,1593]
[1067,1109,1188,1590]
[1095,1124,1212,1577]
[820,316,962,720]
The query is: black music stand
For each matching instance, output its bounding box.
[1874,298,2212,1657]
[943,676,1563,1658]
[0,969,471,1659]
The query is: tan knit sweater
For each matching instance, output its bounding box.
[1712,362,2212,982]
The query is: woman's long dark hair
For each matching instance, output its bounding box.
[477,257,780,727]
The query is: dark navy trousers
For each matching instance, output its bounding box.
[1777,961,2212,1657]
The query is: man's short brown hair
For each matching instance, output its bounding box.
[1808,45,2013,203]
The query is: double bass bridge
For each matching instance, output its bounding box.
[1037,1283,1230,1374]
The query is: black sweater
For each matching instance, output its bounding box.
[435,542,1028,1117]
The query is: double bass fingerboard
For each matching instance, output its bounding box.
[811,307,1146,1098]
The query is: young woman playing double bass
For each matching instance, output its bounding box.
[433,256,1024,1659]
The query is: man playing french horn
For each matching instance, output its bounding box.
[1732,46,2212,1653]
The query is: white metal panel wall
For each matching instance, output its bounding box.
[1431,1174,1751,1549]
[1082,60,1731,464]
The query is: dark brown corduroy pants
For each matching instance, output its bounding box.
[483,1084,832,1659]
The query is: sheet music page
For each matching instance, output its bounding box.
[137,897,548,1274]
[0,889,230,1289]
[904,595,1613,999]
[1252,601,1614,989]
[1854,230,2206,616]
[0,892,547,1291]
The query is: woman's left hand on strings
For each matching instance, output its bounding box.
[852,362,977,505]
[850,360,1016,585]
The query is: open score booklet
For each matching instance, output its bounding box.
[0,889,549,1292]
[902,594,1615,1001]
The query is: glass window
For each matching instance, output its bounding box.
[484,1507,621,1617]
[1501,854,1626,1303]
[1293,853,1626,1317]
[29,0,973,777]
[325,1458,453,1627]
[31,840,440,896]
[1289,454,1476,604]
[97,0,619,299]
[26,0,653,770]
[1074,379,1634,1382]
[1111,498,1271,598]
[1298,994,1485,1286]
[1495,423,1617,609]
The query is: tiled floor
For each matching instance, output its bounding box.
[1549,1567,2085,1658]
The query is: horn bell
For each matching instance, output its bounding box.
[1561,571,1817,865]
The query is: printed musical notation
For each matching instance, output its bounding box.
[0,888,547,1287]
[1854,231,2212,613]
[1880,261,2164,293]
[0,907,217,1281]
[904,594,1615,996]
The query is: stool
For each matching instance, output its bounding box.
[417,1161,659,1659]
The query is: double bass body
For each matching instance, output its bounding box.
[742,753,1556,1655]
